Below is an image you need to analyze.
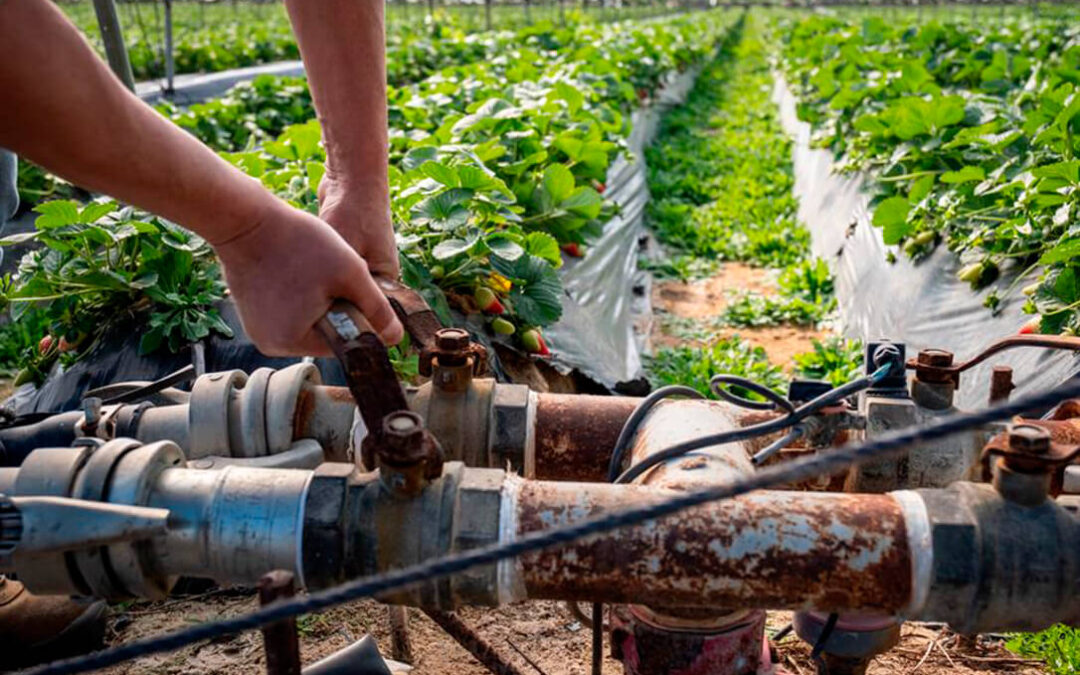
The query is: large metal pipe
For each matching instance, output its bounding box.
[531,393,639,481]
[512,483,917,615]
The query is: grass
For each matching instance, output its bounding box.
[1007,626,1080,674]
[644,14,810,277]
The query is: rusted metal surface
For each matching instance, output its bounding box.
[532,393,639,481]
[904,334,1080,381]
[387,605,414,664]
[258,571,301,675]
[423,609,529,675]
[989,366,1015,404]
[292,386,356,463]
[628,399,753,490]
[514,482,914,614]
[611,606,769,675]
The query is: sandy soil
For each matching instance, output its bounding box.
[650,262,828,365]
[92,594,1045,675]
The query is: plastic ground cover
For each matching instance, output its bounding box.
[772,77,1080,410]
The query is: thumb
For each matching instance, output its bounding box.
[335,259,405,346]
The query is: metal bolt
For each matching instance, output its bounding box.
[435,328,471,353]
[917,349,954,367]
[385,410,423,436]
[83,397,102,427]
[1007,423,1051,455]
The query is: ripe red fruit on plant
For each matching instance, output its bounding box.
[592,180,606,194]
[58,337,74,353]
[1019,318,1041,335]
[38,335,54,356]
[521,329,550,356]
[561,242,584,258]
[474,287,505,315]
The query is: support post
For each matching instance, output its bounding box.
[259,571,302,675]
[164,0,175,94]
[91,0,135,92]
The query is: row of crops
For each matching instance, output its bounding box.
[2,11,736,382]
[6,5,1080,384]
[58,0,677,81]
[778,10,1080,335]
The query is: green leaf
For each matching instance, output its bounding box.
[542,164,575,204]
[552,81,585,115]
[33,201,80,229]
[491,254,563,326]
[79,201,118,224]
[873,197,913,244]
[411,188,473,230]
[940,166,986,184]
[561,187,603,220]
[432,238,470,260]
[487,235,525,261]
[1032,160,1080,185]
[1040,239,1080,265]
[908,174,935,202]
[524,232,562,268]
[421,162,459,187]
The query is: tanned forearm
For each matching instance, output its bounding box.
[0,0,274,245]
[283,0,393,260]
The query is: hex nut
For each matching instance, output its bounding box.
[1007,424,1051,455]
[435,328,471,353]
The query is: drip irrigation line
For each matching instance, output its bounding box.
[25,375,1080,675]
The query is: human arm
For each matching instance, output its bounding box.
[283,0,398,279]
[0,0,403,355]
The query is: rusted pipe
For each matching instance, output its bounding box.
[627,399,754,488]
[512,482,917,616]
[532,393,640,481]
[293,385,359,463]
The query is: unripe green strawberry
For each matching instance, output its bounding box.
[491,318,516,335]
[1022,283,1041,297]
[957,262,983,284]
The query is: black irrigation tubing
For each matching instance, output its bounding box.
[25,375,1080,675]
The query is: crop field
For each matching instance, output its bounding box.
[6,2,1080,674]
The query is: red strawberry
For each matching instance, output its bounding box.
[521,329,550,356]
[1019,317,1041,335]
[58,336,75,353]
[38,335,54,356]
[561,242,584,258]
[592,180,606,194]
[475,287,505,315]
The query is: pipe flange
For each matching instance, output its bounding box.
[70,438,145,598]
[9,446,94,594]
[266,363,321,455]
[234,367,273,458]
[189,370,247,459]
[106,440,185,599]
[13,446,92,498]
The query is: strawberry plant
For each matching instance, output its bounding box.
[0,199,229,384]
[777,13,1080,334]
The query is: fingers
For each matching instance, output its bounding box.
[335,259,405,346]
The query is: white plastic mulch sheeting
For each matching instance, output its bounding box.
[544,67,701,391]
[772,77,1079,409]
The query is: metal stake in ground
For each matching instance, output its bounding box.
[259,571,302,675]
[424,609,530,675]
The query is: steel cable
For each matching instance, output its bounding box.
[25,376,1080,675]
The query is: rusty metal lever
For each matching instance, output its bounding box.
[317,298,443,494]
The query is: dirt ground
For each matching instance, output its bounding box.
[650,262,828,366]
[92,593,1046,675]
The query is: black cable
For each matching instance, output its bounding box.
[89,364,197,405]
[810,613,839,660]
[26,375,1080,675]
[710,374,796,413]
[615,364,892,484]
[605,385,705,482]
